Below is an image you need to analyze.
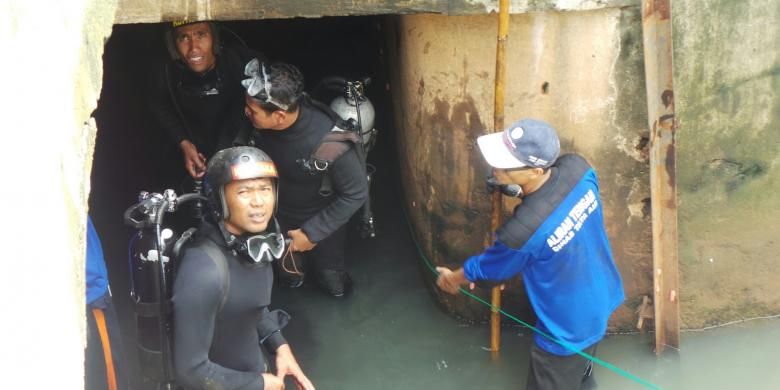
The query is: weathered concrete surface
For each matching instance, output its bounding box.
[0,0,116,387]
[389,9,650,330]
[2,6,773,387]
[673,0,780,328]
[113,0,637,24]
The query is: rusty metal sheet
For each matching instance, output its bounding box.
[641,0,680,355]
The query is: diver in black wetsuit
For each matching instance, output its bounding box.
[240,60,369,297]
[172,146,314,390]
[150,20,263,179]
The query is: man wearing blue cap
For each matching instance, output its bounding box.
[436,119,624,389]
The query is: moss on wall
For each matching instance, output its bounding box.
[673,0,780,328]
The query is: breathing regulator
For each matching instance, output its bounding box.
[486,175,524,199]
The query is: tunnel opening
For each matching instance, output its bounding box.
[92,15,398,206]
[91,15,409,388]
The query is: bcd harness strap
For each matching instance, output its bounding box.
[130,229,231,385]
[239,94,363,197]
[180,232,290,346]
[198,242,231,313]
[298,126,361,197]
[171,229,231,313]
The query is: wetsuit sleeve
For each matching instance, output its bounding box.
[172,248,264,390]
[256,308,288,353]
[300,147,369,243]
[463,239,531,283]
[149,61,190,147]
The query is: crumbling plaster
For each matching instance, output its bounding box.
[0,0,117,388]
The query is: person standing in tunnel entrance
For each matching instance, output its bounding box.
[85,215,129,390]
[150,20,264,179]
[240,59,369,297]
[436,119,624,390]
[172,147,314,390]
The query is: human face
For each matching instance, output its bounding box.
[174,22,216,74]
[223,177,275,235]
[493,166,549,195]
[244,95,282,130]
[493,167,540,185]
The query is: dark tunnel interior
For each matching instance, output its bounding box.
[90,15,404,388]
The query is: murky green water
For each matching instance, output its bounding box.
[105,151,780,390]
[274,179,780,390]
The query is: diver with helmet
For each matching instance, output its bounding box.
[240,59,369,297]
[124,147,313,389]
[163,146,313,390]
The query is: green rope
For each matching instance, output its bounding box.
[403,210,662,390]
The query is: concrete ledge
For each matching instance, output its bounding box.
[114,0,638,24]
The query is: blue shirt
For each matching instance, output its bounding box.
[464,155,624,355]
[86,216,109,304]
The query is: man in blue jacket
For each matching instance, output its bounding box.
[436,119,624,389]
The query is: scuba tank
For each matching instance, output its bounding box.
[124,189,207,389]
[327,78,377,152]
[313,77,378,238]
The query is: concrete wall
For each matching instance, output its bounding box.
[389,9,651,329]
[2,1,777,384]
[113,0,636,23]
[673,0,780,328]
[388,0,780,331]
[0,0,116,388]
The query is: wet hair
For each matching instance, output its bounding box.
[250,62,305,113]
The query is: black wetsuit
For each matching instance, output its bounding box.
[172,221,286,390]
[251,98,369,271]
[150,46,263,157]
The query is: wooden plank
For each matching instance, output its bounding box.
[640,0,680,355]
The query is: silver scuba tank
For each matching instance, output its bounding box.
[329,83,377,153]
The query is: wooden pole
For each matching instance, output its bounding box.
[489,0,510,353]
[640,0,680,354]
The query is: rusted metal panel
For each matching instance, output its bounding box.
[392,10,647,330]
[640,0,680,354]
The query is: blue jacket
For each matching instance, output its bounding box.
[464,154,624,355]
[86,216,109,305]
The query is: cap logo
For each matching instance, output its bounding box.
[171,19,192,28]
[503,126,525,152]
[231,161,278,180]
[510,126,525,140]
[527,156,549,167]
[502,130,517,152]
